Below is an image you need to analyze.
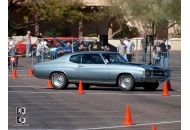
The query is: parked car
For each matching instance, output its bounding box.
[32,51,170,91]
[14,40,37,56]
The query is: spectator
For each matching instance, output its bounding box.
[160,38,171,68]
[140,35,147,62]
[63,42,72,54]
[124,37,135,62]
[88,39,100,51]
[36,39,49,63]
[152,42,161,66]
[104,45,110,51]
[37,32,44,38]
[77,38,88,51]
[25,31,31,57]
[117,39,127,59]
[56,45,64,57]
[8,36,15,56]
[36,40,43,63]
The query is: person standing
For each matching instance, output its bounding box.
[124,37,135,62]
[36,40,43,63]
[77,38,87,51]
[88,39,100,51]
[63,42,72,55]
[140,35,147,62]
[25,31,31,57]
[8,36,15,56]
[36,39,49,63]
[160,38,171,68]
[152,42,161,66]
[117,39,127,59]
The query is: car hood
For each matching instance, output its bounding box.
[128,63,168,71]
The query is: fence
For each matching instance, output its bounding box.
[8,37,181,78]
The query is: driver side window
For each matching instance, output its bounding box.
[81,54,105,64]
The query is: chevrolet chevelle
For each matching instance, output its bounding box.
[32,51,170,91]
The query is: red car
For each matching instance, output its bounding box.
[14,40,37,56]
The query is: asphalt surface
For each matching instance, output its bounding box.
[8,53,181,130]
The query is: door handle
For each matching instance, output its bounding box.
[79,66,83,67]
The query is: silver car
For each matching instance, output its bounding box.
[32,51,170,91]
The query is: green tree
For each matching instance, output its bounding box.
[8,0,105,36]
[104,0,181,38]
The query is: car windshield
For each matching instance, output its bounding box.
[101,53,128,64]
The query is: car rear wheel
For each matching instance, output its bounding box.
[118,74,135,91]
[51,72,68,90]
[143,82,159,91]
[75,83,91,90]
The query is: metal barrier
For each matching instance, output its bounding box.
[131,39,181,78]
[10,36,180,78]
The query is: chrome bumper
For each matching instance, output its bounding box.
[141,76,170,83]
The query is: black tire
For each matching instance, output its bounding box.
[117,74,135,91]
[51,72,68,90]
[75,83,91,90]
[143,82,159,91]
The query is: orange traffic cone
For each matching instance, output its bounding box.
[162,81,169,96]
[167,81,171,91]
[47,79,52,88]
[77,80,85,94]
[152,125,157,130]
[123,105,133,125]
[12,68,17,79]
[28,66,33,76]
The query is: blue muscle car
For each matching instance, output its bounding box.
[32,51,170,91]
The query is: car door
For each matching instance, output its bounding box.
[78,54,108,83]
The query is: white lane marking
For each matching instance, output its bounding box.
[76,121,181,130]
[8,91,181,96]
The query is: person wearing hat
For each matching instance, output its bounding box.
[25,31,31,57]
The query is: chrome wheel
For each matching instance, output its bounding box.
[51,72,68,90]
[118,74,134,91]
[53,74,64,88]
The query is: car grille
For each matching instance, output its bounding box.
[152,71,165,76]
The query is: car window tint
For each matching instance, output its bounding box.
[69,55,81,63]
[102,54,127,64]
[81,54,104,64]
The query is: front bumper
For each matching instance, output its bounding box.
[141,76,170,83]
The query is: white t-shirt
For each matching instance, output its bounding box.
[124,40,135,54]
[165,40,171,49]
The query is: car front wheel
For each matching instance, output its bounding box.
[118,74,135,91]
[143,82,159,91]
[51,72,68,90]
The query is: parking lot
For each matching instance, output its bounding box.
[8,57,181,130]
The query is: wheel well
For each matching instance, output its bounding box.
[116,73,135,85]
[49,71,68,80]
